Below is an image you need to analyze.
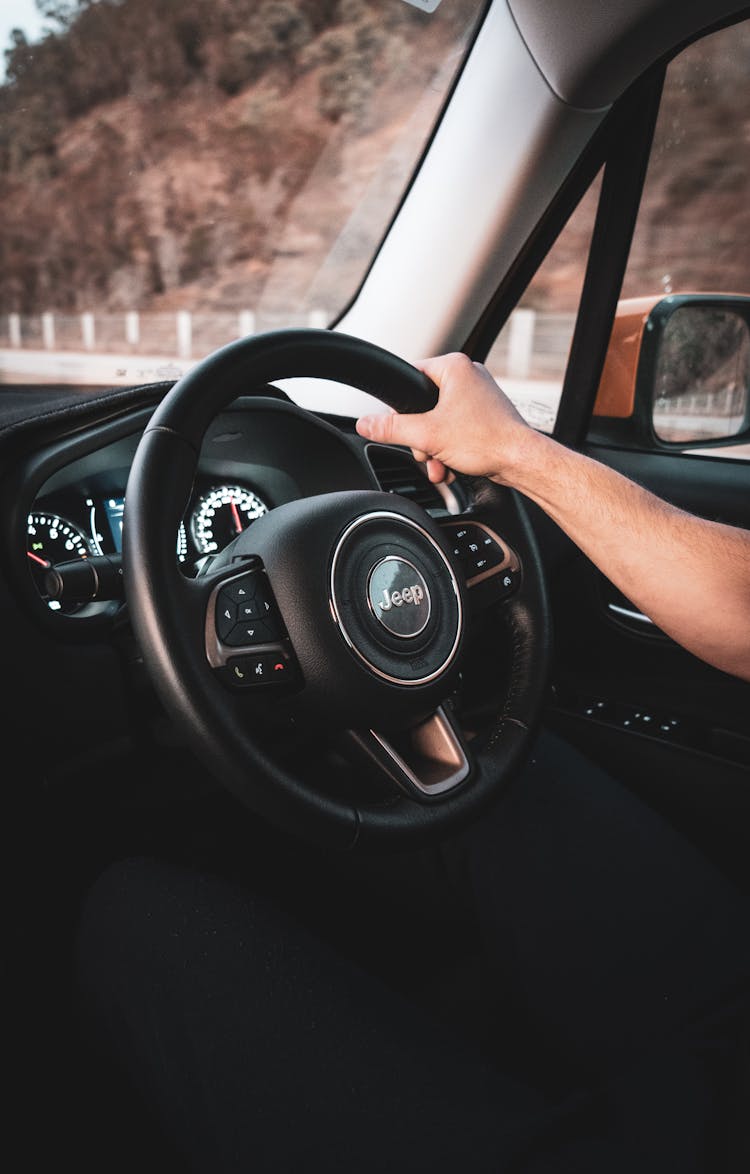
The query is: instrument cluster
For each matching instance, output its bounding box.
[27,476,271,611]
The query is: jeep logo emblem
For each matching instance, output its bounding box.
[379,583,425,610]
[367,556,431,638]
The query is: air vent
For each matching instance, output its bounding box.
[366,444,448,514]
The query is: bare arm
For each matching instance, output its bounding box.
[356,353,750,682]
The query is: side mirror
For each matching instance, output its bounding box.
[592,294,750,450]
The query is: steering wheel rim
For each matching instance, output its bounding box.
[123,329,552,850]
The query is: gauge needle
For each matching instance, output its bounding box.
[229,496,243,534]
[27,551,51,568]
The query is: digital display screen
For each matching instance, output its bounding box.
[103,496,125,553]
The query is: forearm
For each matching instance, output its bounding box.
[504,431,750,681]
[355,353,750,681]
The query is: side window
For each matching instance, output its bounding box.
[593,20,750,456]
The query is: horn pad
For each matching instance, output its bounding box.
[330,511,463,686]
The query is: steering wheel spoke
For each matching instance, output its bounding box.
[343,704,472,801]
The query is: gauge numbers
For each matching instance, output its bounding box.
[27,512,91,566]
[27,512,92,611]
[191,485,268,555]
[176,521,188,563]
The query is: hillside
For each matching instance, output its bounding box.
[0,0,475,320]
[0,1,748,322]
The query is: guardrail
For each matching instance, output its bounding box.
[0,307,576,382]
[0,305,582,392]
[1,309,330,363]
[1,309,744,440]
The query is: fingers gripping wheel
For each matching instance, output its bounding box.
[123,329,552,850]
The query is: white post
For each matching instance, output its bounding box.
[307,309,328,329]
[125,311,140,347]
[507,308,535,378]
[42,312,55,350]
[81,312,95,350]
[238,310,255,338]
[9,313,21,348]
[176,311,192,359]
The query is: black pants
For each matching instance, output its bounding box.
[74,731,750,1172]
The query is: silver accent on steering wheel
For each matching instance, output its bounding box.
[369,706,471,796]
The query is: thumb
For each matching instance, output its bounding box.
[355,409,432,452]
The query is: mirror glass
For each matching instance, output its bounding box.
[652,306,750,442]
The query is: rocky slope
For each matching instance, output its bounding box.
[1,1,747,321]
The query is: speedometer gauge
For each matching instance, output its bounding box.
[190,485,268,555]
[27,512,92,611]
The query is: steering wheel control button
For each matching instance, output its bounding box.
[225,652,296,688]
[471,567,521,610]
[224,617,279,647]
[441,519,519,596]
[330,511,463,686]
[367,557,431,638]
[216,571,284,639]
[237,596,270,621]
[215,598,238,641]
[449,526,471,562]
[467,533,505,576]
[446,522,505,573]
[225,573,258,604]
[207,566,292,676]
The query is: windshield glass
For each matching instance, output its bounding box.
[0,0,484,393]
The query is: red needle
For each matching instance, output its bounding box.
[27,551,51,568]
[229,496,243,534]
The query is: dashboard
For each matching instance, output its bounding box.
[15,392,458,621]
[0,383,483,796]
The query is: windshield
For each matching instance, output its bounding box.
[0,0,485,396]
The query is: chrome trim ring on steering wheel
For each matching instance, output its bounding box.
[329,510,463,686]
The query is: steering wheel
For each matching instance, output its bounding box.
[123,329,551,850]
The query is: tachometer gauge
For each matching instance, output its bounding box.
[27,512,93,611]
[191,485,268,555]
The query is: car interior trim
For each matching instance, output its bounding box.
[607,603,655,627]
[508,0,750,109]
[358,706,471,798]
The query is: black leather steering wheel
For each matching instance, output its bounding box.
[123,329,551,850]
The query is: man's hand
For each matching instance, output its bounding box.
[356,352,540,486]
